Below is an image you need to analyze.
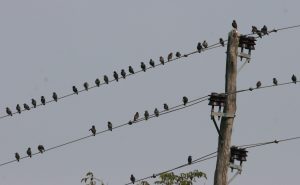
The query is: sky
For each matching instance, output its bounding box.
[0,0,299,185]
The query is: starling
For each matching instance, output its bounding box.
[163,103,169,111]
[149,59,155,67]
[292,74,297,84]
[219,38,225,47]
[24,103,30,111]
[134,112,139,122]
[16,104,21,114]
[159,56,165,65]
[141,62,146,72]
[144,110,149,120]
[104,75,109,84]
[83,82,89,91]
[167,52,173,61]
[89,125,96,136]
[53,92,58,102]
[121,69,126,79]
[32,98,37,108]
[252,26,258,34]
[273,78,278,86]
[38,145,45,153]
[261,25,268,35]
[197,42,202,53]
[113,71,119,82]
[129,66,135,74]
[202,40,208,48]
[40,96,46,105]
[95,78,100,87]
[183,96,188,106]
[73,86,78,94]
[128,120,133,125]
[256,81,262,88]
[130,174,135,184]
[154,108,159,117]
[188,155,192,165]
[6,107,12,116]
[175,51,181,58]
[15,152,20,162]
[232,20,237,29]
[107,121,113,131]
[27,147,32,158]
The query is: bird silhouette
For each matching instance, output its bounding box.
[188,155,192,165]
[15,153,20,162]
[24,103,30,111]
[95,78,100,87]
[163,103,169,111]
[141,62,146,72]
[121,69,126,79]
[252,26,258,34]
[104,75,109,84]
[183,96,188,106]
[38,145,45,153]
[144,110,149,120]
[256,81,262,88]
[129,66,135,74]
[130,174,135,184]
[16,104,21,114]
[197,42,202,53]
[41,96,46,105]
[73,86,78,94]
[113,71,119,82]
[175,51,181,58]
[219,38,225,47]
[273,78,278,86]
[128,120,133,125]
[149,59,155,67]
[27,147,32,158]
[232,20,237,29]
[53,92,58,102]
[154,108,159,117]
[167,52,173,61]
[89,125,96,136]
[31,99,37,108]
[107,121,113,131]
[202,40,208,48]
[83,82,89,91]
[159,56,165,65]
[6,107,12,116]
[292,74,297,84]
[261,25,268,35]
[134,112,139,122]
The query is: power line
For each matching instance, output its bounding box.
[237,136,300,149]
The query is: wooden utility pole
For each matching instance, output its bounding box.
[213,29,239,185]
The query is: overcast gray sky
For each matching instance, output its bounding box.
[0,0,300,185]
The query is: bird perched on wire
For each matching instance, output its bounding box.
[292,74,297,84]
[15,152,20,162]
[129,66,135,74]
[261,25,268,35]
[121,69,126,79]
[83,82,89,91]
[167,52,173,61]
[175,51,181,58]
[256,81,262,88]
[273,78,278,86]
[41,96,46,105]
[163,103,169,111]
[232,20,237,29]
[113,71,119,82]
[38,145,45,153]
[89,125,96,136]
[31,98,37,108]
[27,147,32,158]
[183,96,188,106]
[188,155,192,165]
[141,62,146,72]
[24,103,30,111]
[149,59,155,68]
[16,104,21,114]
[104,75,109,84]
[202,40,208,48]
[159,56,165,65]
[219,38,225,47]
[197,42,202,53]
[107,121,113,131]
[73,86,78,94]
[130,174,135,184]
[95,78,100,87]
[144,110,149,120]
[53,92,58,102]
[154,108,159,117]
[134,112,139,122]
[252,26,258,34]
[6,107,12,116]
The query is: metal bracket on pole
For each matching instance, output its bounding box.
[211,112,235,118]
[228,164,242,185]
[237,52,251,74]
[211,116,222,140]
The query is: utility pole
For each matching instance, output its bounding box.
[213,29,239,185]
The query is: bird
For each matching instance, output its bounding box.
[256,81,262,88]
[188,155,192,165]
[16,104,21,114]
[41,96,46,105]
[121,69,126,79]
[175,51,181,58]
[141,62,146,72]
[273,78,278,86]
[149,59,155,67]
[6,107,12,116]
[73,86,78,94]
[89,125,96,136]
[261,25,268,35]
[83,82,89,91]
[219,38,225,47]
[292,74,297,84]
[104,75,109,84]
[129,66,135,74]
[52,92,58,102]
[202,40,208,48]
[27,147,32,158]
[31,98,37,108]
[154,108,159,117]
[167,52,173,61]
[144,110,149,120]
[197,42,202,53]
[128,120,133,125]
[113,71,119,82]
[159,56,165,65]
[38,145,45,153]
[232,20,237,29]
[183,96,188,106]
[15,153,20,162]
[252,26,258,34]
[95,78,100,87]
[130,174,135,184]
[163,103,169,111]
[24,103,30,110]
[134,112,139,122]
[107,121,113,131]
